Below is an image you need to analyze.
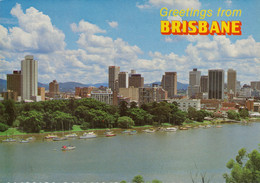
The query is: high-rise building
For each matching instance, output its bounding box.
[49,80,60,98]
[161,72,177,98]
[38,87,45,101]
[188,68,201,98]
[251,81,260,90]
[227,69,237,94]
[21,55,38,100]
[129,74,144,88]
[118,72,129,88]
[7,70,22,96]
[208,69,224,100]
[138,86,167,106]
[200,75,208,93]
[108,66,120,92]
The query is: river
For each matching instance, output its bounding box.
[1,122,260,183]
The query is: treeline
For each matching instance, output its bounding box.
[0,99,211,133]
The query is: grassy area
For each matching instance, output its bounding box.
[0,128,27,136]
[133,125,153,128]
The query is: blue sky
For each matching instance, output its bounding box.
[0,0,259,84]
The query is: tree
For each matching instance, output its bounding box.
[128,108,153,126]
[239,109,249,119]
[119,101,128,116]
[132,175,144,183]
[171,110,187,125]
[18,111,44,133]
[118,116,134,129]
[227,110,240,121]
[223,147,260,183]
[130,101,138,109]
[152,180,162,183]
[3,99,16,126]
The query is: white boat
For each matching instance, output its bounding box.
[19,139,29,143]
[65,133,78,138]
[53,137,68,141]
[129,130,137,135]
[143,129,155,133]
[45,134,58,139]
[122,130,131,134]
[164,127,177,132]
[2,138,16,142]
[61,145,76,151]
[26,137,34,141]
[79,132,97,139]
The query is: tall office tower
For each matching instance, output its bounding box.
[21,55,38,100]
[118,72,129,88]
[7,70,22,96]
[251,81,260,90]
[200,75,208,93]
[129,69,136,77]
[227,69,237,94]
[49,80,60,98]
[208,69,224,99]
[129,74,144,88]
[108,66,120,91]
[188,68,201,98]
[161,72,177,98]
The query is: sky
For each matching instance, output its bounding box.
[0,0,259,85]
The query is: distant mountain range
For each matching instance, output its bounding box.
[0,79,188,92]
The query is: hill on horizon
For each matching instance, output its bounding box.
[0,79,188,92]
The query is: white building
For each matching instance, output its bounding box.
[21,55,38,101]
[91,89,113,105]
[169,99,201,111]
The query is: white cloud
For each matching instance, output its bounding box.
[71,20,106,34]
[108,21,118,28]
[0,3,65,53]
[225,0,232,6]
[137,0,201,9]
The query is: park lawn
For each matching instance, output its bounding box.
[0,128,27,136]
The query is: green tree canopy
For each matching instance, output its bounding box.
[118,116,134,129]
[18,110,44,133]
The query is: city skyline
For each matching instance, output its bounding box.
[0,0,259,85]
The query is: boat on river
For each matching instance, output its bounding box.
[2,138,16,142]
[79,132,97,139]
[143,129,155,133]
[53,137,68,141]
[61,145,76,151]
[105,132,116,137]
[122,130,131,134]
[65,133,78,138]
[19,139,29,143]
[164,127,177,132]
[45,134,58,139]
[129,130,137,135]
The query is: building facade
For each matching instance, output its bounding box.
[227,69,237,94]
[170,99,201,111]
[208,69,224,100]
[138,86,167,106]
[7,70,22,97]
[49,80,60,98]
[119,86,139,102]
[108,66,120,92]
[38,87,45,101]
[91,89,113,105]
[200,75,208,93]
[251,81,260,90]
[129,74,144,88]
[21,55,38,100]
[161,72,177,98]
[118,72,129,88]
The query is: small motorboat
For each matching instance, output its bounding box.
[164,127,177,132]
[2,138,16,142]
[216,125,223,128]
[79,132,97,139]
[53,137,68,141]
[105,132,116,137]
[61,145,76,151]
[122,130,131,134]
[129,130,137,135]
[45,134,58,139]
[143,129,155,133]
[65,133,78,138]
[26,137,34,141]
[179,127,188,130]
[19,139,29,143]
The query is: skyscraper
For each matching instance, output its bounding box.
[129,74,144,88]
[118,72,129,88]
[208,69,224,100]
[49,80,60,98]
[161,72,177,98]
[188,68,201,98]
[251,81,260,90]
[200,75,208,93]
[21,55,38,100]
[7,70,22,97]
[227,69,237,94]
[108,66,120,91]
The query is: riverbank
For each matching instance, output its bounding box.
[1,118,259,140]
